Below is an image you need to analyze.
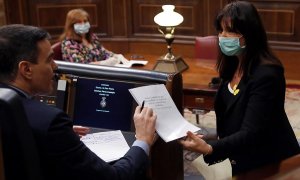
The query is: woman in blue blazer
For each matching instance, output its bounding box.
[180,1,300,175]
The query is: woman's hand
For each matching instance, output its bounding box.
[90,56,120,66]
[114,54,130,65]
[73,126,90,138]
[179,131,212,155]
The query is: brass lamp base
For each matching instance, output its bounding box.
[153,56,189,73]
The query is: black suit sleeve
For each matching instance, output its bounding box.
[44,111,149,180]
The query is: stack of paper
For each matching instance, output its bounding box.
[81,130,130,162]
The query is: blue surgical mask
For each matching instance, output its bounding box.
[74,22,90,34]
[219,36,245,56]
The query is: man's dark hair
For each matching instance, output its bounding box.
[0,24,50,82]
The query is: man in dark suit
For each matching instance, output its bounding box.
[0,24,157,180]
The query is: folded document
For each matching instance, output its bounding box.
[129,84,200,142]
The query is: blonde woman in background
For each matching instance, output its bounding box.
[59,8,128,66]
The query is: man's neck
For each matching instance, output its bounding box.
[10,80,33,96]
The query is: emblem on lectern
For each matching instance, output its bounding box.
[100,97,107,108]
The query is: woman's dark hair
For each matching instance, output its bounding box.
[215,1,281,81]
[0,24,50,82]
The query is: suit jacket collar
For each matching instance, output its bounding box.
[0,83,30,99]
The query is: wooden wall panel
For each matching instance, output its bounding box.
[35,4,100,38]
[249,0,300,49]
[5,0,110,39]
[3,0,26,24]
[259,9,295,36]
[131,3,159,36]
[3,0,300,80]
[129,0,222,39]
[4,0,300,45]
[110,0,127,37]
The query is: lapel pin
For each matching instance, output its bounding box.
[233,84,240,96]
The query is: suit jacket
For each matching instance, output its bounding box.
[0,84,149,180]
[204,64,300,175]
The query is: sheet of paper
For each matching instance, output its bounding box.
[114,60,148,68]
[81,130,130,162]
[129,84,200,142]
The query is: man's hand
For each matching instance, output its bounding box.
[134,106,157,146]
[73,126,90,138]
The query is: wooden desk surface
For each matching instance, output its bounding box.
[127,54,219,110]
[128,54,218,90]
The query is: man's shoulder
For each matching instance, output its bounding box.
[22,98,62,114]
[22,98,67,123]
[22,98,70,128]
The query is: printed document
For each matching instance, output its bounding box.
[81,130,130,162]
[129,84,200,142]
[114,60,148,68]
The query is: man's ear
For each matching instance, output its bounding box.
[18,61,33,79]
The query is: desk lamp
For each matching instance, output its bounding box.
[153,5,188,73]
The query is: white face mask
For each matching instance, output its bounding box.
[73,22,90,34]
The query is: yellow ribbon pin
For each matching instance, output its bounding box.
[233,84,240,96]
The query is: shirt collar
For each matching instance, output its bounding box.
[6,84,33,99]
